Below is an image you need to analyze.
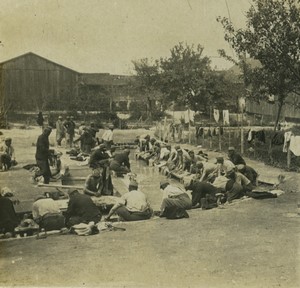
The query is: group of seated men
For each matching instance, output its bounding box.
[136,137,259,209]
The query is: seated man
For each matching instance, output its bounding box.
[228,147,246,166]
[84,167,103,197]
[0,191,19,238]
[105,180,152,221]
[159,181,192,217]
[236,164,258,186]
[0,137,16,171]
[65,190,102,228]
[32,195,65,231]
[227,168,254,193]
[110,149,131,176]
[213,157,235,177]
[185,180,222,209]
[198,161,218,182]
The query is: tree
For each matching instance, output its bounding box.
[132,58,163,119]
[159,43,212,112]
[218,0,300,130]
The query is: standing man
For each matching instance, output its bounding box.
[35,127,52,184]
[37,112,44,130]
[64,116,76,148]
[102,124,114,150]
[228,147,246,166]
[56,116,65,146]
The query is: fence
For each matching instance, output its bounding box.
[154,123,300,172]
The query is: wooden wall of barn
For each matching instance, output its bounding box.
[246,99,300,120]
[0,53,79,111]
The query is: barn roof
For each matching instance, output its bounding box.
[0,52,79,73]
[79,73,135,86]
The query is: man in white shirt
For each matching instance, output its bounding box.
[102,125,114,149]
[159,181,192,217]
[32,195,65,231]
[105,180,152,221]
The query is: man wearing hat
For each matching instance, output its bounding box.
[0,137,16,171]
[55,116,65,146]
[159,181,192,217]
[65,190,102,228]
[35,127,52,184]
[228,147,246,166]
[32,195,65,231]
[105,180,152,221]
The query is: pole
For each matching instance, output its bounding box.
[241,113,244,154]
[163,116,167,142]
[287,144,291,170]
[219,127,221,151]
[188,108,191,144]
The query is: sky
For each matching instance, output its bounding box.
[0,0,251,75]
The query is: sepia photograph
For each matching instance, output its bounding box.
[0,0,299,287]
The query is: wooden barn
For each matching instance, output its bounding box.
[0,52,79,111]
[0,52,145,117]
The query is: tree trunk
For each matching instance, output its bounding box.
[274,97,284,131]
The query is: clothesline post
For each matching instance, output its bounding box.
[287,144,291,170]
[219,128,221,151]
[188,108,191,144]
[163,116,167,142]
[241,115,244,154]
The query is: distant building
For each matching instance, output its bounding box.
[0,52,141,113]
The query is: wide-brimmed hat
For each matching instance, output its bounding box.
[228,147,235,151]
[4,137,12,142]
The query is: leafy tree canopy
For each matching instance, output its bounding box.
[217,0,300,128]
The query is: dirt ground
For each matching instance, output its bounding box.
[0,125,300,288]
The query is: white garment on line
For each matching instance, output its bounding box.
[289,135,300,156]
[283,131,292,153]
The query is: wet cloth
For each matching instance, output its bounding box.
[271,132,284,145]
[283,131,292,152]
[289,135,300,156]
[212,176,229,191]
